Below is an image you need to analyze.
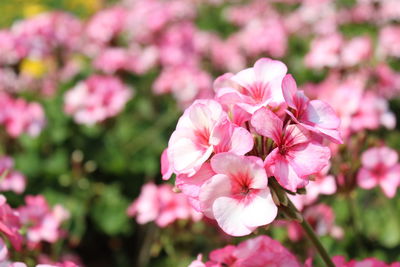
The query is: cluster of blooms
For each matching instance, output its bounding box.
[357,146,400,198]
[127,182,202,227]
[0,92,45,138]
[162,58,341,236]
[0,195,73,265]
[0,0,399,130]
[64,75,133,125]
[332,256,400,267]
[0,156,26,193]
[188,235,400,267]
[188,235,302,267]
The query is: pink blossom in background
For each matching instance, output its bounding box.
[0,156,26,194]
[286,204,343,241]
[18,195,70,247]
[153,66,213,108]
[85,7,127,46]
[357,146,400,198]
[127,182,202,227]
[252,108,331,192]
[305,33,343,69]
[340,36,372,67]
[64,75,133,125]
[288,164,337,210]
[378,25,400,59]
[199,153,277,236]
[332,255,400,267]
[0,92,45,138]
[188,235,301,267]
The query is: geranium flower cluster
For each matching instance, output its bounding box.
[188,235,301,267]
[127,182,202,227]
[64,75,133,125]
[163,58,342,236]
[0,92,45,138]
[0,195,73,265]
[0,156,26,194]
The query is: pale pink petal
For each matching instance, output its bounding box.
[361,148,382,169]
[305,100,340,129]
[228,126,254,155]
[161,149,173,180]
[253,58,288,84]
[199,174,231,219]
[265,150,308,191]
[380,167,400,198]
[0,237,7,261]
[176,163,215,211]
[213,197,253,236]
[251,107,282,143]
[288,142,331,177]
[241,189,277,228]
[231,68,256,89]
[357,168,378,189]
[282,74,297,109]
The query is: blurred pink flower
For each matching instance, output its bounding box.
[127,182,202,227]
[357,146,400,198]
[0,195,23,250]
[18,195,70,247]
[189,235,301,267]
[378,25,400,59]
[64,75,133,125]
[305,33,343,69]
[0,156,26,194]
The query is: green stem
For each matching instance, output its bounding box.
[287,198,335,267]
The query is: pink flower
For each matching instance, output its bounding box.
[0,195,22,250]
[176,163,216,211]
[378,25,400,59]
[252,108,331,191]
[282,74,342,143]
[199,153,277,236]
[289,164,337,210]
[167,99,253,176]
[332,255,400,267]
[357,146,400,198]
[340,36,372,67]
[286,204,343,241]
[305,33,343,69]
[64,75,133,125]
[127,183,202,227]
[214,58,287,115]
[153,66,213,108]
[233,236,301,267]
[85,7,127,45]
[18,195,69,247]
[0,93,46,138]
[0,156,26,194]
[194,235,301,267]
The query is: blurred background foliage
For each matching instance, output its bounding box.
[1,0,400,266]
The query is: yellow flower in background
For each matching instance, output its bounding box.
[20,58,48,78]
[67,0,102,14]
[23,3,47,18]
